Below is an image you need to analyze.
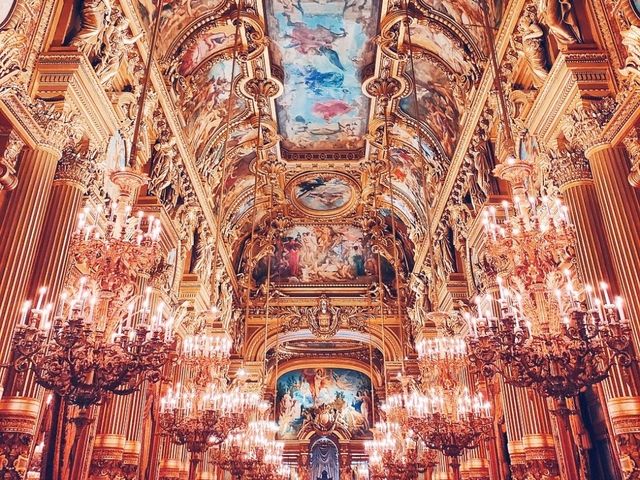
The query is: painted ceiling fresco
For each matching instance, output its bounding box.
[179,59,248,156]
[134,0,229,53]
[400,57,463,157]
[266,0,380,151]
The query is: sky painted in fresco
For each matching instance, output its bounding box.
[267,0,379,151]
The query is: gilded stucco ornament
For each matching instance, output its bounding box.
[623,129,640,188]
[0,130,23,191]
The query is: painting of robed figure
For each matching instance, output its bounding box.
[276,368,373,440]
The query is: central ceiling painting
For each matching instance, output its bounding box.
[266,0,380,152]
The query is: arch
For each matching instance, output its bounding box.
[243,325,403,366]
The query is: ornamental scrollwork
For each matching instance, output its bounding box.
[277,299,371,338]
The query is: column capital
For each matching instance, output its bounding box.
[54,144,98,189]
[548,146,593,190]
[561,98,617,154]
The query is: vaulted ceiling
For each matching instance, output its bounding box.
[131,0,501,274]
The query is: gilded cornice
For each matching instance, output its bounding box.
[527,51,614,144]
[33,48,120,146]
[427,0,528,239]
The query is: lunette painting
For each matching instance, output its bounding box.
[253,224,380,285]
[277,368,373,439]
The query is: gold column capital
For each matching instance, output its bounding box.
[561,98,617,155]
[53,144,99,189]
[547,146,593,191]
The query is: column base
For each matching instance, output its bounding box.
[608,396,640,479]
[523,434,560,480]
[508,440,528,480]
[0,397,40,479]
[89,433,125,479]
[460,458,490,480]
[158,458,182,480]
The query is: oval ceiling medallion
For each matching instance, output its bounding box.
[0,0,16,28]
[287,172,359,217]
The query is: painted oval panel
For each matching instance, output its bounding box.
[0,0,16,27]
[293,174,353,212]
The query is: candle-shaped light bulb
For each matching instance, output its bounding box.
[615,296,625,320]
[35,286,47,311]
[600,282,612,305]
[20,300,32,325]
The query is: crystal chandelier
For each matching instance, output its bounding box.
[364,420,437,480]
[405,387,492,480]
[215,419,288,479]
[466,159,633,401]
[71,201,162,296]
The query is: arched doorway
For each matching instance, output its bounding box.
[310,437,339,480]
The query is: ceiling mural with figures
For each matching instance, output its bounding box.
[127,0,503,297]
[266,0,380,151]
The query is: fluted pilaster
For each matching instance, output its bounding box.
[586,145,640,478]
[0,147,60,377]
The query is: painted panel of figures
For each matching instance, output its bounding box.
[178,27,237,76]
[277,368,372,439]
[400,58,461,157]
[180,60,247,155]
[259,225,376,284]
[266,0,379,151]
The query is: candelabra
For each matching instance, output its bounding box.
[416,334,467,391]
[467,157,634,401]
[159,381,261,480]
[215,420,287,479]
[12,278,175,408]
[365,421,437,480]
[405,388,492,480]
[180,316,233,387]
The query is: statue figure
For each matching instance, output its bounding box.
[192,231,213,279]
[94,9,142,86]
[149,130,179,205]
[537,0,582,45]
[516,8,549,87]
[71,0,112,58]
[621,25,640,84]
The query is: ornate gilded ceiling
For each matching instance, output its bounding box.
[129,0,501,289]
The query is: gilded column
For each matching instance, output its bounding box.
[584,144,640,477]
[10,145,95,398]
[0,142,64,479]
[551,147,631,478]
[0,143,63,382]
[501,380,527,480]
